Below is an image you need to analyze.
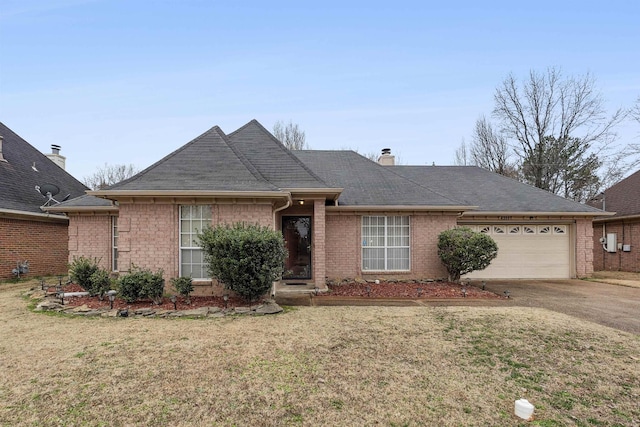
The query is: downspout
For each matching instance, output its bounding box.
[271,196,292,297]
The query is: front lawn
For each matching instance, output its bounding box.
[1,279,639,426]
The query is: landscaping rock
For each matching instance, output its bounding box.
[254,302,283,315]
[180,308,208,317]
[35,300,64,311]
[234,306,251,314]
[101,309,120,318]
[134,308,154,316]
[69,304,92,313]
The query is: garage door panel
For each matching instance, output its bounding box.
[464,224,570,279]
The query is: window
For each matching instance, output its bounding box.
[362,216,410,271]
[111,216,118,271]
[180,205,212,279]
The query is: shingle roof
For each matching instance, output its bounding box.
[227,120,329,189]
[51,194,114,209]
[393,165,604,213]
[107,125,278,192]
[595,169,640,218]
[0,122,88,215]
[293,150,464,207]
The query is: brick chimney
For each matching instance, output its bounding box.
[377,148,395,166]
[46,144,66,170]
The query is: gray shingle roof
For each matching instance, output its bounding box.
[227,120,329,189]
[107,125,278,192]
[589,169,640,218]
[0,122,88,215]
[393,165,604,213]
[293,151,464,207]
[51,194,114,209]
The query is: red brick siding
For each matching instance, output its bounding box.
[313,200,326,287]
[325,212,456,280]
[575,218,594,277]
[68,214,113,270]
[214,204,273,228]
[0,217,69,279]
[592,220,640,272]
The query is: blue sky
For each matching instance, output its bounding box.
[2,0,639,181]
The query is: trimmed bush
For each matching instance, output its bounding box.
[437,227,498,282]
[171,277,194,302]
[89,268,112,300]
[198,222,287,301]
[117,267,165,304]
[69,256,101,295]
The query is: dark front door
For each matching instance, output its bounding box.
[282,216,312,280]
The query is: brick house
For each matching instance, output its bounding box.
[0,122,88,280]
[589,170,640,272]
[49,120,607,295]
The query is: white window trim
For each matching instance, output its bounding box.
[179,205,212,280]
[361,216,410,272]
[111,216,118,272]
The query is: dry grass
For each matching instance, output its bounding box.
[588,271,640,288]
[1,279,639,427]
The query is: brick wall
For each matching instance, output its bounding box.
[313,200,326,287]
[68,214,113,270]
[325,212,456,280]
[214,204,273,228]
[592,220,640,272]
[575,218,594,277]
[0,217,69,280]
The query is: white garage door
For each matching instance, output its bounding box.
[463,224,570,279]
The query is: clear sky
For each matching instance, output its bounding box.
[2,0,639,182]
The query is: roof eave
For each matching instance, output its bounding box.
[326,205,476,212]
[45,205,118,213]
[461,210,613,217]
[593,213,640,222]
[88,190,290,199]
[283,187,344,201]
[0,207,69,223]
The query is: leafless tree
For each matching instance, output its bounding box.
[490,67,625,200]
[272,120,308,150]
[83,163,139,190]
[453,139,469,165]
[470,116,518,178]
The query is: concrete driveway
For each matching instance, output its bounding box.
[484,279,640,335]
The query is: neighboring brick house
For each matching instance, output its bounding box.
[49,120,608,295]
[0,122,88,280]
[588,170,640,272]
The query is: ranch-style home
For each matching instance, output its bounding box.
[49,120,608,295]
[0,122,88,280]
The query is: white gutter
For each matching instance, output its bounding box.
[326,205,476,212]
[0,208,68,222]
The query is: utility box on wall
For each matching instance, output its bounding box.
[606,233,617,253]
[623,244,631,252]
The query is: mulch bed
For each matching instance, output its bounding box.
[321,281,503,299]
[43,280,502,311]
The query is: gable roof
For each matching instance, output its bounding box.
[0,122,88,216]
[227,120,329,189]
[592,169,640,219]
[293,150,468,208]
[393,165,605,214]
[103,125,279,193]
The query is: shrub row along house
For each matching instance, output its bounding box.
[0,123,88,280]
[48,120,608,295]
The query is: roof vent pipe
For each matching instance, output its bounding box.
[378,148,395,166]
[0,136,6,162]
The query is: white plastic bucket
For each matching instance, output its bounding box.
[515,398,535,420]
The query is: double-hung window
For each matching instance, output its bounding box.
[180,205,212,279]
[362,216,410,271]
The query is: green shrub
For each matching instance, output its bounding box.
[69,256,101,294]
[171,276,194,301]
[198,222,286,301]
[437,227,498,282]
[88,268,112,299]
[117,266,165,304]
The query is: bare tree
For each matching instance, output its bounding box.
[83,163,139,190]
[490,67,624,200]
[272,120,308,150]
[470,116,518,178]
[453,139,469,165]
